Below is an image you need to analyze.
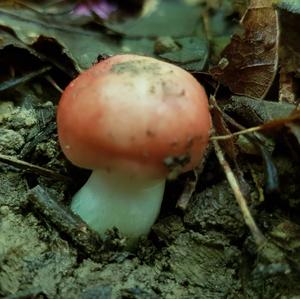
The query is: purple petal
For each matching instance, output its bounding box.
[73,0,118,19]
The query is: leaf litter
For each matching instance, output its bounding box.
[0,0,300,298]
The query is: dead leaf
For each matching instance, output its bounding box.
[158,37,208,71]
[210,0,279,99]
[0,2,119,71]
[211,103,238,161]
[0,29,40,58]
[223,96,296,127]
[105,0,203,37]
[0,0,210,72]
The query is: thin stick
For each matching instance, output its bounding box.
[210,125,262,141]
[0,66,52,92]
[45,75,63,93]
[0,153,70,182]
[210,105,300,142]
[28,185,103,261]
[176,170,197,211]
[212,137,266,247]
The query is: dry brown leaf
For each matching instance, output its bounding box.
[212,105,238,161]
[210,0,279,99]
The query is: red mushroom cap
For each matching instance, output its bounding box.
[57,54,211,178]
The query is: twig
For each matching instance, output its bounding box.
[0,66,52,92]
[176,170,197,211]
[176,144,212,211]
[27,185,103,261]
[210,125,261,141]
[211,107,300,142]
[0,153,70,182]
[212,137,266,247]
[209,95,279,193]
[45,75,63,93]
[19,123,57,159]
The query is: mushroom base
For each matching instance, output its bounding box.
[71,169,165,245]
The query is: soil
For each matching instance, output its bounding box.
[0,100,300,299]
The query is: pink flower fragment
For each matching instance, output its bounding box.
[73,0,117,19]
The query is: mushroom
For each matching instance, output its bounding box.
[57,54,211,245]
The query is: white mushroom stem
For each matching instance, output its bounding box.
[70,169,166,243]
